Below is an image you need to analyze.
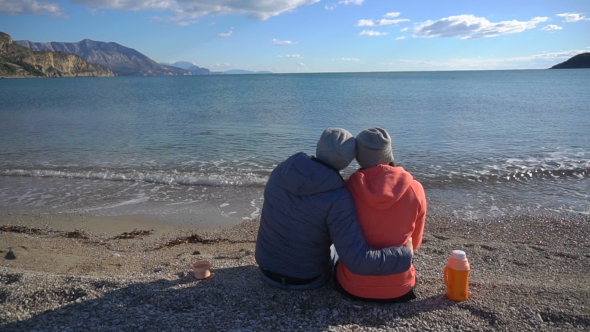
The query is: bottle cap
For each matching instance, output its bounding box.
[451,250,466,260]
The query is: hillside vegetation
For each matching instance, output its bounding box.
[0,32,114,78]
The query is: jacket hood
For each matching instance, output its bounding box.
[347,165,413,211]
[277,152,345,196]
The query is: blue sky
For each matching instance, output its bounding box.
[1,0,589,73]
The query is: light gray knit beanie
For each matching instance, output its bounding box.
[355,127,395,168]
[316,128,356,171]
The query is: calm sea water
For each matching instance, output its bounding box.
[1,70,588,227]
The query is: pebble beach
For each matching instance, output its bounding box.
[1,213,589,332]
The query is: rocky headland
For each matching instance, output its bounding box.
[15,38,193,76]
[0,32,114,78]
[550,52,590,69]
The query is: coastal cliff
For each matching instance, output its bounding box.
[550,52,590,69]
[16,38,192,76]
[0,32,114,78]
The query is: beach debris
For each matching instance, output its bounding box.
[112,229,153,239]
[0,225,45,235]
[4,249,16,260]
[152,234,227,250]
[63,230,90,240]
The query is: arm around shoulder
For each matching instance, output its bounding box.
[327,191,413,275]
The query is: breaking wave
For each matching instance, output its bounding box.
[0,168,268,188]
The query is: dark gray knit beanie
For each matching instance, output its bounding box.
[355,127,395,168]
[316,128,356,171]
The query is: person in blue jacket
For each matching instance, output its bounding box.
[255,127,413,290]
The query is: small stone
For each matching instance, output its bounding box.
[4,251,16,260]
[192,250,200,255]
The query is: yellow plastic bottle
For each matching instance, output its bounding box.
[444,250,470,301]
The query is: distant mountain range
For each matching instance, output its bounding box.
[0,32,114,78]
[550,52,590,69]
[220,69,273,75]
[10,32,273,77]
[162,61,272,75]
[15,39,192,76]
[160,61,210,75]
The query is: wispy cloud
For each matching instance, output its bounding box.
[556,13,589,22]
[210,62,240,71]
[541,25,563,31]
[359,30,388,36]
[384,12,400,18]
[297,62,306,66]
[325,0,363,11]
[0,0,66,17]
[414,15,549,39]
[273,38,296,45]
[398,49,588,70]
[60,0,320,23]
[356,18,410,26]
[400,27,409,32]
[285,54,304,58]
[395,36,406,40]
[218,28,233,37]
[341,57,360,62]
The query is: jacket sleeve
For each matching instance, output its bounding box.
[411,181,427,251]
[327,189,413,275]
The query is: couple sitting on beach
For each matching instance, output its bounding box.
[255,127,427,302]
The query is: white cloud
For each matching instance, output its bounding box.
[359,30,388,36]
[541,25,563,31]
[218,28,233,37]
[341,57,359,61]
[557,13,589,22]
[68,0,319,22]
[414,15,549,39]
[395,36,406,40]
[325,0,363,11]
[285,54,304,58]
[384,12,400,18]
[0,0,66,17]
[400,27,409,32]
[356,18,410,26]
[297,62,306,66]
[273,38,296,45]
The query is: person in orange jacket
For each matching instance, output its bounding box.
[335,127,427,302]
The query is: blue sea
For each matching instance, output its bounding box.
[1,70,589,228]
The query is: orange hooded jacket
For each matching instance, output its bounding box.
[336,164,427,299]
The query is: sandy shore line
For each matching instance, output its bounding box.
[1,213,589,331]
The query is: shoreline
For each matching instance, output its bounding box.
[1,213,589,331]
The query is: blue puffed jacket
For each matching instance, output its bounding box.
[255,152,412,279]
